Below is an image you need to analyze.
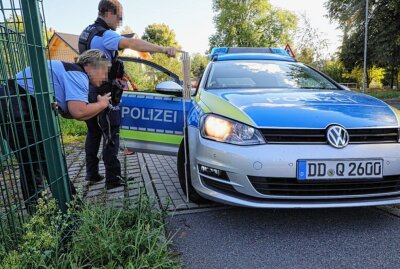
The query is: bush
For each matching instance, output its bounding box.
[0,193,180,269]
[0,192,66,268]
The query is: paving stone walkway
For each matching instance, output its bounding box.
[64,143,217,212]
[65,143,144,207]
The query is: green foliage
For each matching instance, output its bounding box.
[343,66,385,88]
[0,192,69,269]
[125,55,182,91]
[56,196,180,268]
[294,14,329,67]
[142,23,181,49]
[322,60,347,82]
[209,0,297,49]
[58,117,86,144]
[361,89,400,100]
[0,193,180,269]
[122,23,184,91]
[297,48,315,66]
[325,0,400,87]
[191,53,209,78]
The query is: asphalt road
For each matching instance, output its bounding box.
[167,207,400,269]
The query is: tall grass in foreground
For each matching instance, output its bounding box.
[0,193,181,269]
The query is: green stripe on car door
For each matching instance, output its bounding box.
[120,130,183,145]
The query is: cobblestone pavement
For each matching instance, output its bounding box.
[65,143,144,208]
[65,143,218,212]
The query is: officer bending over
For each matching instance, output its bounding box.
[0,49,111,210]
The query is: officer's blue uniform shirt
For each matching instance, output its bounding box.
[90,30,123,60]
[16,60,89,114]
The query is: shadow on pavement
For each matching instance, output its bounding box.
[167,207,400,269]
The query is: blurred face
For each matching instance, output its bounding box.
[86,62,110,87]
[105,4,123,30]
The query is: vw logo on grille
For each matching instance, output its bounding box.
[326,125,349,148]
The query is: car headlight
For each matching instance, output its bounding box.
[200,114,265,145]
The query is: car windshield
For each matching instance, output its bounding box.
[206,60,339,90]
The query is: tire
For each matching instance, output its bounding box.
[177,140,207,204]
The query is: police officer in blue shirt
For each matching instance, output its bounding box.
[0,49,111,209]
[79,0,177,189]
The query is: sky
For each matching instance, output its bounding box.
[42,0,342,56]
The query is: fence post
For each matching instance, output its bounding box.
[20,0,71,211]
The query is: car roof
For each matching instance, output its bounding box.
[209,47,297,62]
[214,53,296,62]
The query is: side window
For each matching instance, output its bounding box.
[124,61,177,92]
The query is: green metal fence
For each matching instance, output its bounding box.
[0,0,72,251]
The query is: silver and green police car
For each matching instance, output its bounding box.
[120,48,400,208]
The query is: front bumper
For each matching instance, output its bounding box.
[188,126,400,208]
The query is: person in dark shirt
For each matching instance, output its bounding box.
[79,0,177,189]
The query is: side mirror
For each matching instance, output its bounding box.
[155,81,183,96]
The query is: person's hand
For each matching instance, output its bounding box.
[97,92,111,109]
[163,47,177,57]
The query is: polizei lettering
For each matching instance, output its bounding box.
[121,107,178,123]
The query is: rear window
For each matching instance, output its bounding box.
[206,60,338,90]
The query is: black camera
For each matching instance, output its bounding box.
[97,79,124,105]
[110,80,124,104]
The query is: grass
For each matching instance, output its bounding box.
[58,117,86,145]
[0,193,181,269]
[353,88,400,100]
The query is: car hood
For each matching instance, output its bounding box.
[199,89,399,128]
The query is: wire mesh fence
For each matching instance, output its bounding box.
[0,0,72,251]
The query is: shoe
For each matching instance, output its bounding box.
[105,177,127,190]
[85,174,104,182]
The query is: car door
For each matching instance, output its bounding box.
[119,57,192,155]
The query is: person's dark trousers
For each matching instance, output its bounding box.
[0,82,76,212]
[0,82,46,210]
[85,85,121,183]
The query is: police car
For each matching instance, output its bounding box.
[120,48,400,208]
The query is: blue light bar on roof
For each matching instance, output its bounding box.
[209,47,291,60]
[209,47,229,60]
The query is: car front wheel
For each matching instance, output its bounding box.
[177,140,207,204]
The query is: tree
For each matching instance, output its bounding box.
[294,14,329,68]
[139,24,182,86]
[209,0,297,49]
[142,23,181,49]
[121,24,183,91]
[322,60,347,83]
[325,0,400,88]
[191,53,209,78]
[343,65,385,89]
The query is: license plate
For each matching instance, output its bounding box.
[297,159,383,180]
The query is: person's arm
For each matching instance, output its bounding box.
[68,93,111,121]
[103,30,177,57]
[118,38,177,57]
